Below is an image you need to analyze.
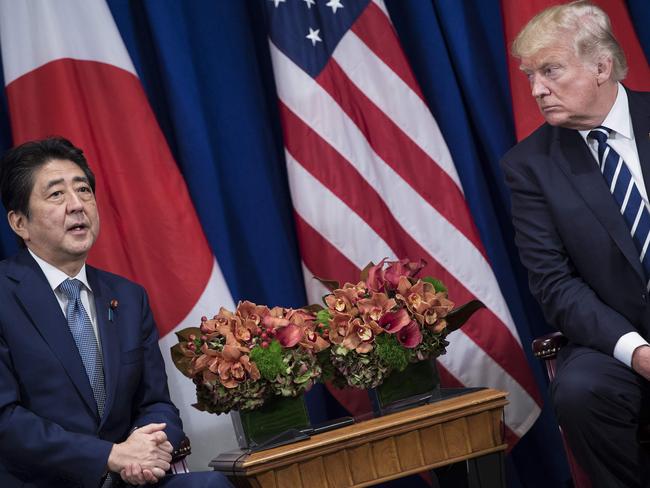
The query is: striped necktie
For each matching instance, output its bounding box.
[588,126,650,288]
[59,278,106,417]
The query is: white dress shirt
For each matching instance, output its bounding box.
[579,83,648,367]
[29,249,101,345]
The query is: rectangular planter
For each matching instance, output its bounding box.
[231,394,311,450]
[370,359,440,415]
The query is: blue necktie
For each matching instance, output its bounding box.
[59,279,106,417]
[589,126,650,288]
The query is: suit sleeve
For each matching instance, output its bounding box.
[502,155,637,355]
[0,328,113,487]
[128,287,184,448]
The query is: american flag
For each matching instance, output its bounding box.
[264,0,541,443]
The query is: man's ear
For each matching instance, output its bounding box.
[595,56,613,85]
[8,210,29,242]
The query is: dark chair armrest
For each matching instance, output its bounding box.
[532,331,568,360]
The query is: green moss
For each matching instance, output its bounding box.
[375,334,409,372]
[250,340,285,380]
[316,309,332,327]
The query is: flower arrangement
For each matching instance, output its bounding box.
[317,258,461,390]
[171,258,483,417]
[171,301,329,415]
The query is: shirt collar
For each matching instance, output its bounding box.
[579,83,633,141]
[28,249,92,293]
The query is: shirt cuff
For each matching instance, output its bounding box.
[613,332,649,367]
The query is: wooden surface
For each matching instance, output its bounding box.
[211,388,508,488]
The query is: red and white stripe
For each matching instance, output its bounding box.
[271,0,541,441]
[0,0,236,470]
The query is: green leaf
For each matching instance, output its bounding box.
[423,277,447,293]
[316,309,332,326]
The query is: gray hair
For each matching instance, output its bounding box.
[512,0,627,81]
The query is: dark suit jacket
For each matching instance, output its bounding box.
[0,249,184,487]
[501,89,650,355]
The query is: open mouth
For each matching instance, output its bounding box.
[67,223,88,232]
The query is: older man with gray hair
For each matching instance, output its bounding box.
[501,1,650,486]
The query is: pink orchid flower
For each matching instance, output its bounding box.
[378,308,411,333]
[275,323,303,347]
[396,320,423,348]
[357,292,396,322]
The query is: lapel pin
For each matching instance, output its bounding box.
[108,299,118,322]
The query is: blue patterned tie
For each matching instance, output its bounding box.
[589,127,650,288]
[59,279,106,417]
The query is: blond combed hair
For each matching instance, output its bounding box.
[512,0,627,81]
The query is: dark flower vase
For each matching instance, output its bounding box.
[369,359,440,415]
[231,394,311,449]
[369,299,485,415]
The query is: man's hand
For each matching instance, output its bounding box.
[107,423,173,485]
[631,345,650,380]
[120,463,165,485]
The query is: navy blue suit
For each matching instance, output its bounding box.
[502,89,650,487]
[0,249,229,488]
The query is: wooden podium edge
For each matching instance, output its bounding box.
[212,388,508,478]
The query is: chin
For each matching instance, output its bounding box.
[65,240,94,257]
[543,114,570,127]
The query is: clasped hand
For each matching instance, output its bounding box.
[107,422,173,485]
[632,344,650,381]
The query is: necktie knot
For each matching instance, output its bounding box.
[60,278,82,300]
[589,123,650,288]
[588,126,612,145]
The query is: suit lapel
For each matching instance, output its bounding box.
[552,126,646,284]
[8,250,99,416]
[87,266,120,427]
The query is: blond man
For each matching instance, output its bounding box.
[502,2,650,486]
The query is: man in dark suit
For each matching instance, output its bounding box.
[0,137,232,487]
[501,2,650,487]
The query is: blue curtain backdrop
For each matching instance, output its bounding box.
[0,1,647,486]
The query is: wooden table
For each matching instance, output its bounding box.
[211,388,508,488]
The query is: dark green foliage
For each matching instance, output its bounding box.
[317,349,337,382]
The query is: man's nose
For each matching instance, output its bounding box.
[530,74,550,98]
[66,192,84,212]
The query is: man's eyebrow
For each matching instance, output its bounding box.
[44,175,89,191]
[519,61,560,72]
[44,178,64,191]
[72,175,89,184]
